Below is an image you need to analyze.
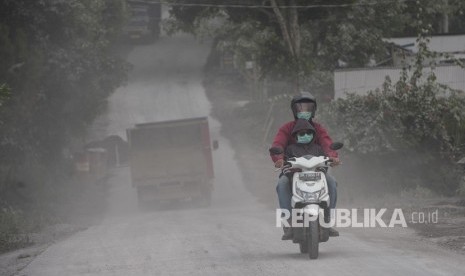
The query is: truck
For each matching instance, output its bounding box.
[123,0,162,42]
[126,117,217,208]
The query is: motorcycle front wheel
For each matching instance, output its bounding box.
[308,220,319,259]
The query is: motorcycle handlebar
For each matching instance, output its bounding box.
[273,156,341,171]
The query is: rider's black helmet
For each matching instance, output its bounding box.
[291,91,317,120]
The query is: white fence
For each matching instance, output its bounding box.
[334,65,465,99]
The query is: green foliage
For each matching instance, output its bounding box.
[393,0,465,36]
[167,0,465,95]
[318,2,465,195]
[322,79,465,154]
[321,80,465,195]
[459,177,465,196]
[0,207,31,252]
[0,83,10,107]
[0,0,128,214]
[166,1,415,85]
[305,0,407,69]
[320,20,465,195]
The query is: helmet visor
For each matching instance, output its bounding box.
[294,102,316,112]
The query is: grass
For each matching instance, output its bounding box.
[0,207,33,253]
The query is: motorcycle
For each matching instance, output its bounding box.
[272,142,343,259]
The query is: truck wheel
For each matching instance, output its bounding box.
[299,242,309,253]
[136,188,146,210]
[308,220,319,259]
[137,188,157,211]
[194,190,211,208]
[202,190,212,206]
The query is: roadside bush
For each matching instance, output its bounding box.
[320,77,465,195]
[0,1,128,195]
[0,207,31,252]
[459,177,465,196]
[0,0,129,250]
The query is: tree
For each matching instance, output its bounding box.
[0,84,10,108]
[0,0,128,205]
[389,0,465,36]
[165,0,408,92]
[319,2,465,195]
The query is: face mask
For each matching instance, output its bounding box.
[297,133,313,144]
[296,112,312,120]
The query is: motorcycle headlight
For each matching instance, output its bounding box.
[296,186,324,202]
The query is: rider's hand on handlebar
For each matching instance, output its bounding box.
[274,159,284,168]
[329,157,341,167]
[282,164,292,175]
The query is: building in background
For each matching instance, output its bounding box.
[334,34,465,98]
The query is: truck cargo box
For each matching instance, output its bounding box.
[127,117,215,207]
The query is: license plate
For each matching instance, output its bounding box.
[299,172,321,181]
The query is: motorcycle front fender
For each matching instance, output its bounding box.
[303,204,320,217]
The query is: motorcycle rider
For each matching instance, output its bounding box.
[270,91,340,240]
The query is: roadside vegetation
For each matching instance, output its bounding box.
[0,0,129,252]
[320,30,465,196]
[168,0,465,198]
[2,0,465,254]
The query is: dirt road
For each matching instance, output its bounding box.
[19,34,465,276]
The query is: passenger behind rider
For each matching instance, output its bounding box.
[279,119,334,240]
[284,119,326,161]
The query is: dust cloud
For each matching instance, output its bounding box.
[82,32,256,224]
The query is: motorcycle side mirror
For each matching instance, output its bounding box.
[329,142,344,151]
[269,147,283,155]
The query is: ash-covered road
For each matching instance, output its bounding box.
[20,34,465,276]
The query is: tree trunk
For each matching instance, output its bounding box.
[270,0,301,92]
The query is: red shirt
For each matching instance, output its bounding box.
[270,120,338,162]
